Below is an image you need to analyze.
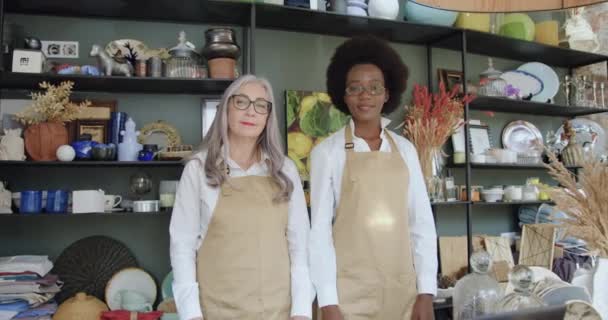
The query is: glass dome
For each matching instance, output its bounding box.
[453,250,504,320]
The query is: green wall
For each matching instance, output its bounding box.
[0,13,572,283]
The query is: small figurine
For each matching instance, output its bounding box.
[118,118,142,161]
[90,44,133,77]
[0,128,25,161]
[24,36,42,50]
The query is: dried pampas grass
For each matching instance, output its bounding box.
[545,151,608,257]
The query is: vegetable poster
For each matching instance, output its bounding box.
[286,90,350,182]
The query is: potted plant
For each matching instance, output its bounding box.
[14,81,90,161]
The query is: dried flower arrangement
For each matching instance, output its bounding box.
[545,151,608,257]
[403,82,475,181]
[14,81,90,126]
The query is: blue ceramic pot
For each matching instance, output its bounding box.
[71,135,98,160]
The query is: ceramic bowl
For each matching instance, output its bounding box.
[404,0,458,26]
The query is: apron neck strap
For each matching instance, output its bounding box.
[344,122,399,153]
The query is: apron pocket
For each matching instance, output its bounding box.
[337,268,382,319]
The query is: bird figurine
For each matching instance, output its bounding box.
[24,37,42,50]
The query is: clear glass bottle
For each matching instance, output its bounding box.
[497,265,545,312]
[453,251,503,320]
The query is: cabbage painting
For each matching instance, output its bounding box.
[286,90,349,182]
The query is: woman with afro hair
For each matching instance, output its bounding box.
[309,35,437,320]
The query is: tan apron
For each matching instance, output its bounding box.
[196,175,291,320]
[333,124,418,320]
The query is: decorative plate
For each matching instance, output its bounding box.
[105,267,157,311]
[502,120,543,153]
[517,62,559,103]
[499,70,543,99]
[51,236,138,303]
[105,39,149,62]
[138,121,182,152]
[555,118,606,158]
[161,271,173,300]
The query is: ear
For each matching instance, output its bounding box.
[384,91,389,103]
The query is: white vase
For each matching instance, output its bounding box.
[592,257,608,317]
[346,0,367,16]
[368,0,399,20]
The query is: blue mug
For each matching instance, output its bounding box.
[46,190,69,213]
[20,190,42,214]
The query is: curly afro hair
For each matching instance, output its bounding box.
[326,35,409,115]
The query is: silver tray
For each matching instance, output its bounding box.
[502,120,543,153]
[554,118,606,159]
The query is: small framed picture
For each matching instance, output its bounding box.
[438,69,464,93]
[202,98,220,139]
[451,123,493,155]
[75,120,108,144]
[469,124,492,155]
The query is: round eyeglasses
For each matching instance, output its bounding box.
[230,94,272,115]
[345,83,386,96]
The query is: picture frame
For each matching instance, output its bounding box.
[201,98,220,139]
[68,100,116,143]
[469,124,492,155]
[75,119,108,144]
[451,123,493,155]
[437,68,464,93]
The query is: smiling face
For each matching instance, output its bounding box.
[344,63,389,123]
[227,82,271,140]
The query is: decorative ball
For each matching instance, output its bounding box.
[57,145,76,162]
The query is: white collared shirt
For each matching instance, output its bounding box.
[169,151,314,320]
[309,118,438,307]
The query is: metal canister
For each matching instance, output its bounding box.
[147,56,163,77]
[135,59,147,77]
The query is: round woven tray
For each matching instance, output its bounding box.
[52,235,138,303]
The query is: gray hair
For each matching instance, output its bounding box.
[189,74,293,202]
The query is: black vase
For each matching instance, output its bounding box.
[202,28,240,60]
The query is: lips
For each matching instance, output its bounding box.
[240,121,256,127]
[356,105,374,112]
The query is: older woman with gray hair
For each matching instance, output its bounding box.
[170,75,313,320]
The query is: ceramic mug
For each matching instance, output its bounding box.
[46,190,69,213]
[104,195,122,211]
[72,190,105,213]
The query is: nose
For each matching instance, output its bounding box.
[244,103,257,116]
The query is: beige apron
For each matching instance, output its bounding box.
[333,124,418,320]
[196,175,291,320]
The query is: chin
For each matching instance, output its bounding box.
[352,112,381,122]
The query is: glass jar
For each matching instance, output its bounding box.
[166,31,202,78]
[497,265,545,312]
[453,250,503,319]
[478,58,507,97]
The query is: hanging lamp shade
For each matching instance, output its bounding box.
[413,0,608,12]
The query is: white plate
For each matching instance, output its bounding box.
[105,267,157,311]
[105,39,149,61]
[517,62,559,103]
[502,120,544,153]
[555,118,606,159]
[499,70,543,99]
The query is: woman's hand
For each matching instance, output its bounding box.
[411,294,434,320]
[321,305,344,320]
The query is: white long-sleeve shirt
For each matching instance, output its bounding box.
[169,151,314,320]
[309,118,438,307]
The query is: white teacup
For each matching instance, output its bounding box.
[104,195,122,211]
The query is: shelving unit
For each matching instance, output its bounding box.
[470,96,608,117]
[0,211,171,218]
[449,163,581,170]
[0,72,233,94]
[0,160,184,167]
[1,1,607,316]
